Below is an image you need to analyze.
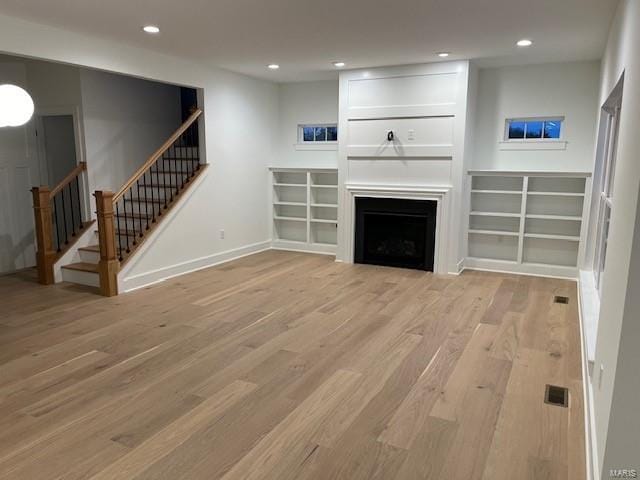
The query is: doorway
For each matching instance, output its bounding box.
[37,114,78,186]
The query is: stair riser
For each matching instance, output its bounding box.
[79,249,100,263]
[61,268,100,288]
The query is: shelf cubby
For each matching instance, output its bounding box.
[527,176,586,194]
[311,222,338,246]
[469,215,521,234]
[523,237,579,267]
[526,195,584,218]
[471,192,522,215]
[468,232,519,262]
[274,219,307,243]
[472,176,523,192]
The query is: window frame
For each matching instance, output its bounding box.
[298,124,338,143]
[503,116,565,142]
[593,102,621,295]
[295,123,338,151]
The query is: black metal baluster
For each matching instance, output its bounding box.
[60,190,69,245]
[185,127,192,182]
[129,187,137,246]
[75,176,83,230]
[171,144,177,199]
[52,196,61,252]
[136,180,143,237]
[122,194,130,254]
[115,203,123,261]
[67,184,77,237]
[144,171,151,230]
[194,122,200,170]
[152,162,159,221]
[162,154,168,210]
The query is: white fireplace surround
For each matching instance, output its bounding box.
[343,184,452,274]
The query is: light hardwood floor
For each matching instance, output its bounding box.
[0,251,585,479]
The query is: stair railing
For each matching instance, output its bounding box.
[95,108,202,296]
[31,162,88,284]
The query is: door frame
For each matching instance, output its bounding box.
[35,105,91,222]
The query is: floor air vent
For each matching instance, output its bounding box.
[554,296,569,304]
[545,384,569,407]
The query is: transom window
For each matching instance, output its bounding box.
[299,124,338,143]
[505,117,563,140]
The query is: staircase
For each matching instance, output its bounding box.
[33,109,204,295]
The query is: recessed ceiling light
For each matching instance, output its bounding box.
[437,52,450,58]
[333,62,346,68]
[142,25,160,34]
[267,64,280,70]
[517,39,533,47]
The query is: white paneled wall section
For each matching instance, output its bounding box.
[337,62,474,273]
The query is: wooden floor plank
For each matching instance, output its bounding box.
[0,251,585,479]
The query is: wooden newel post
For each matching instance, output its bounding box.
[31,186,56,285]
[95,191,119,297]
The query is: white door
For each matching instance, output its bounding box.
[0,61,40,273]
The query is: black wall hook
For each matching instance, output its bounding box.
[387,130,394,142]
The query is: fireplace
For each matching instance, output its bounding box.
[354,197,437,271]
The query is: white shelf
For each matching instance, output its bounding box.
[470,211,521,218]
[525,214,582,221]
[471,189,523,195]
[527,191,584,197]
[274,215,306,222]
[467,172,590,277]
[524,233,580,242]
[274,201,306,206]
[469,229,519,237]
[271,168,338,254]
[311,218,338,224]
[311,203,338,208]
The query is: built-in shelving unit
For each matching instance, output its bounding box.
[466,170,591,278]
[270,168,338,254]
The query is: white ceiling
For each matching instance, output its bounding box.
[0,0,618,82]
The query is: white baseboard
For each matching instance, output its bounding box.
[464,257,578,280]
[577,272,600,480]
[271,240,336,256]
[119,240,271,293]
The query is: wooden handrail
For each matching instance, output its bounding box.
[51,162,87,197]
[113,108,203,202]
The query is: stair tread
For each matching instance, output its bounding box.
[79,245,100,252]
[62,262,99,273]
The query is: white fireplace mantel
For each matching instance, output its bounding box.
[342,183,452,274]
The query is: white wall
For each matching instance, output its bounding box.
[275,80,338,168]
[0,12,278,286]
[473,61,600,172]
[588,0,640,476]
[80,69,181,194]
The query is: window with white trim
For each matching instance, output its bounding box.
[504,117,563,141]
[593,86,622,295]
[299,124,338,143]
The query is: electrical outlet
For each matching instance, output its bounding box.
[220,229,225,240]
